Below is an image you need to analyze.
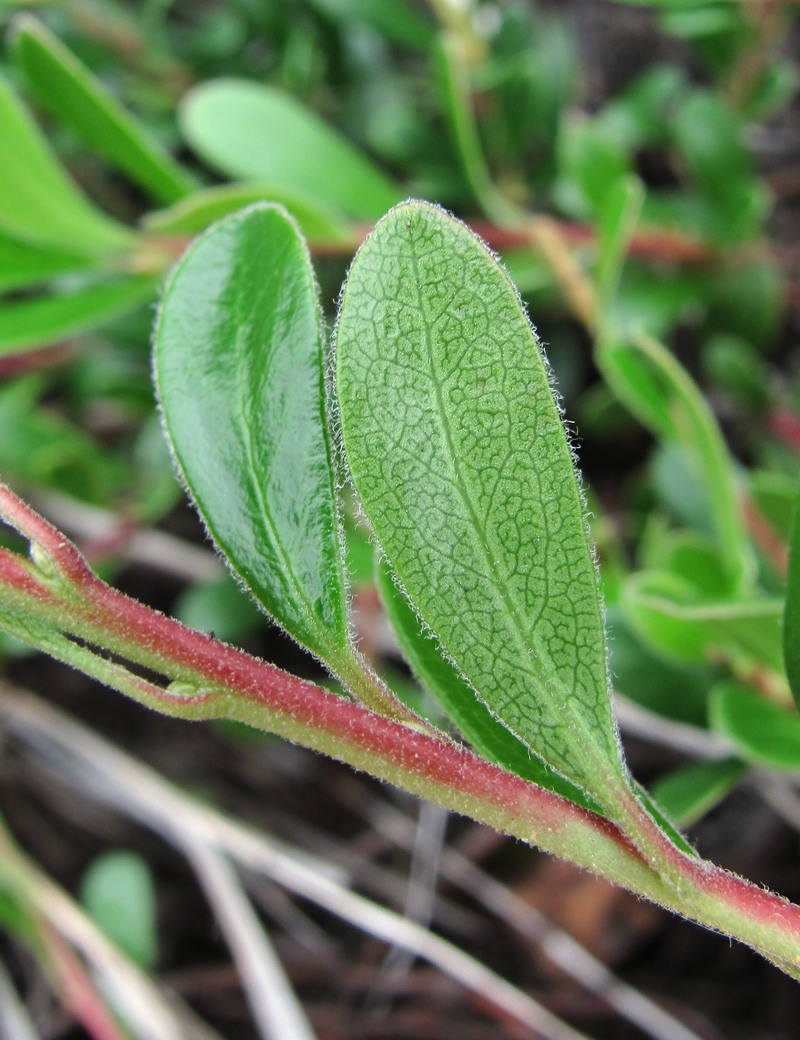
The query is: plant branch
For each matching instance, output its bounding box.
[1,483,800,976]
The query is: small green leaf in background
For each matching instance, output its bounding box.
[0,231,94,294]
[651,757,746,827]
[11,16,196,206]
[783,483,800,709]
[0,276,160,360]
[81,850,157,969]
[598,333,752,587]
[711,682,800,773]
[0,376,127,504]
[179,79,402,221]
[175,574,264,645]
[621,571,784,671]
[144,183,351,244]
[376,557,605,815]
[155,204,351,667]
[710,683,800,770]
[336,201,628,809]
[0,77,133,255]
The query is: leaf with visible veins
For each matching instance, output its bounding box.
[335,201,629,809]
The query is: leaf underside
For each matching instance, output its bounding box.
[335,200,626,805]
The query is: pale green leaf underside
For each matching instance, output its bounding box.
[336,201,625,803]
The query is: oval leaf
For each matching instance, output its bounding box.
[180,79,402,222]
[155,204,350,663]
[335,201,626,806]
[0,76,133,255]
[12,16,196,205]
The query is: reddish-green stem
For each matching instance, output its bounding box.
[1,482,800,978]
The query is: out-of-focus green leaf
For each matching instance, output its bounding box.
[180,79,402,221]
[144,183,351,243]
[0,276,159,359]
[0,76,133,255]
[621,570,784,671]
[596,175,644,321]
[710,683,800,770]
[175,574,264,644]
[307,0,435,49]
[155,204,352,667]
[0,377,126,503]
[662,5,741,37]
[599,334,752,586]
[702,334,769,410]
[609,609,717,728]
[652,757,746,826]
[750,471,798,543]
[783,484,800,709]
[81,851,157,969]
[0,232,95,294]
[11,16,196,205]
[557,121,631,221]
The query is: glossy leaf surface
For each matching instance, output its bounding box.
[783,482,800,709]
[336,201,626,805]
[0,77,133,255]
[12,17,195,205]
[376,557,604,815]
[155,204,350,662]
[180,79,402,221]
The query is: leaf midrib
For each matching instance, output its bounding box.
[233,321,339,660]
[406,232,614,787]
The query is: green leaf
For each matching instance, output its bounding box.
[621,571,784,671]
[377,556,605,814]
[710,683,800,770]
[0,231,95,294]
[0,376,127,504]
[144,182,351,243]
[651,757,746,827]
[155,204,351,666]
[608,608,716,728]
[180,79,402,221]
[81,851,157,969]
[175,574,264,644]
[0,76,133,255]
[596,174,644,323]
[0,276,159,359]
[11,16,196,205]
[598,333,752,586]
[335,201,628,809]
[783,483,800,709]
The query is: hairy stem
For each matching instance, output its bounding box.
[1,483,799,977]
